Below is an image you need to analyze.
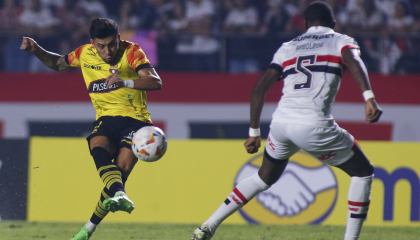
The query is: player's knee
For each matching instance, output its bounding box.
[118,164,131,176]
[89,136,114,152]
[259,155,288,186]
[116,159,137,177]
[91,146,110,159]
[353,160,374,177]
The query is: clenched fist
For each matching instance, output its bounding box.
[20,37,39,53]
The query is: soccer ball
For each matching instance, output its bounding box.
[131,126,167,162]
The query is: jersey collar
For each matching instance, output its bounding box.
[306,26,334,34]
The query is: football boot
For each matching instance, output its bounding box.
[191,224,213,240]
[103,193,135,214]
[69,225,93,240]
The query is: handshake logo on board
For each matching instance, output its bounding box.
[236,151,338,224]
[256,163,336,216]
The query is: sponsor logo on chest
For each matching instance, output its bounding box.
[88,79,119,93]
[84,63,102,70]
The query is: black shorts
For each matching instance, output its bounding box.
[87,116,152,150]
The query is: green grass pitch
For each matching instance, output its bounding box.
[1,221,419,240]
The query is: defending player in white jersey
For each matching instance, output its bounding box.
[191,2,382,240]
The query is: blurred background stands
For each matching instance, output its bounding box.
[0,0,420,74]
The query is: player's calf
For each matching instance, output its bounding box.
[90,146,125,194]
[344,174,373,240]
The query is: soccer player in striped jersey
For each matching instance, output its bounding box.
[20,18,162,240]
[191,2,382,240]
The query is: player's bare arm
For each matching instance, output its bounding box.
[245,68,282,154]
[105,68,162,91]
[343,48,382,123]
[20,37,71,71]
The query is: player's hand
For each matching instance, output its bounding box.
[244,136,261,154]
[20,37,39,53]
[105,73,123,89]
[365,98,382,123]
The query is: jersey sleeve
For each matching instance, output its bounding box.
[270,44,286,69]
[64,45,85,68]
[127,43,153,73]
[336,35,360,57]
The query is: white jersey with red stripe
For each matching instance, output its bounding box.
[270,26,359,127]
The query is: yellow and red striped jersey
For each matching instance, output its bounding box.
[65,40,153,123]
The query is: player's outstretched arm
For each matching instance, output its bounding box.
[343,48,382,123]
[135,67,162,90]
[245,68,282,154]
[105,67,162,91]
[20,37,71,71]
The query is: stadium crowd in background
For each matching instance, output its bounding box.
[1,0,420,73]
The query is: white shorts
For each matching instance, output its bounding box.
[265,122,357,166]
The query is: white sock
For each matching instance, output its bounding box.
[344,174,373,240]
[204,173,269,235]
[85,220,97,232]
[115,191,126,196]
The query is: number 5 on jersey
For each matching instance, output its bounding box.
[294,55,317,90]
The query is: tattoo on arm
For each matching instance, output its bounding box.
[348,60,371,92]
[344,49,371,92]
[33,47,70,71]
[57,56,71,71]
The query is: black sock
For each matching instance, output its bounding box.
[90,187,113,224]
[90,147,125,195]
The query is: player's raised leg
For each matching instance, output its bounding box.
[70,136,130,240]
[88,136,131,212]
[70,136,119,240]
[191,152,288,240]
[102,147,138,213]
[335,144,374,240]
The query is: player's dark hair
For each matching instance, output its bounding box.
[89,18,118,40]
[303,1,335,26]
